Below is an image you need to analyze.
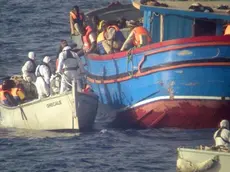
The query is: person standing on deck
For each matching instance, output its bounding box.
[120,21,152,51]
[69,5,84,36]
[213,120,230,148]
[56,44,85,94]
[21,52,36,84]
[35,56,52,99]
[77,21,97,57]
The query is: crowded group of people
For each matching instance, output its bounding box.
[69,5,152,55]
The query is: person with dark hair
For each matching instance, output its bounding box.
[92,15,101,34]
[117,17,127,29]
[69,5,84,35]
[77,20,97,57]
[0,80,18,106]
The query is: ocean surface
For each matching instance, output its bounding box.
[0,0,216,171]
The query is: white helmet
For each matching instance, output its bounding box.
[43,56,51,64]
[28,52,35,60]
[220,120,229,129]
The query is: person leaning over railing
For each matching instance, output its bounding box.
[120,21,152,52]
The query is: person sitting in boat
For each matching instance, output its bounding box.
[0,80,19,106]
[69,5,84,36]
[213,120,230,148]
[21,52,36,84]
[91,15,102,35]
[97,20,108,55]
[35,56,52,99]
[102,20,125,54]
[77,21,97,57]
[120,21,152,51]
[224,24,230,35]
[56,43,85,93]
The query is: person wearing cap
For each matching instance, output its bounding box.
[120,21,152,51]
[21,52,37,83]
[213,120,230,148]
[35,56,52,99]
[56,43,85,94]
[69,5,84,36]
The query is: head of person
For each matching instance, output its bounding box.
[43,56,51,64]
[92,15,100,26]
[2,79,15,90]
[117,17,126,29]
[28,51,35,60]
[72,5,79,14]
[60,40,68,49]
[219,120,229,129]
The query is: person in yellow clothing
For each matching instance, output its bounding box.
[11,87,25,103]
[120,21,152,51]
[97,20,107,55]
[224,24,230,35]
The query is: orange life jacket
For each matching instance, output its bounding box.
[82,26,93,52]
[132,26,152,46]
[69,11,83,21]
[0,90,11,105]
[224,25,230,35]
[11,87,24,101]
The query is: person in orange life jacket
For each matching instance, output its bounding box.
[77,21,97,57]
[35,56,52,99]
[120,21,152,51]
[0,80,18,106]
[70,5,84,35]
[103,21,125,54]
[21,52,37,84]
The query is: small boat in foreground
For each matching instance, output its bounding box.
[72,1,230,129]
[0,80,99,132]
[177,146,230,172]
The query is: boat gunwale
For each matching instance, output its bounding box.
[0,92,72,110]
[86,35,230,61]
[178,147,230,156]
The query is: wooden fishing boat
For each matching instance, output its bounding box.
[72,1,230,129]
[177,147,230,172]
[0,81,99,132]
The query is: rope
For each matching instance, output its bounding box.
[127,47,135,77]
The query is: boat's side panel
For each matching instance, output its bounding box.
[0,94,79,130]
[177,148,230,172]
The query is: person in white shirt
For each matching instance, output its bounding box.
[56,45,84,93]
[35,56,52,99]
[213,120,230,148]
[21,52,36,83]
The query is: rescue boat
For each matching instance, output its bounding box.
[177,146,230,172]
[0,78,99,132]
[72,1,230,129]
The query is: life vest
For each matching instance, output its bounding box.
[11,87,25,101]
[63,50,79,71]
[36,62,51,78]
[97,32,106,55]
[28,59,36,73]
[69,11,83,25]
[215,128,230,144]
[107,25,125,42]
[132,26,152,47]
[0,90,11,105]
[0,85,2,91]
[224,25,230,35]
[82,26,93,52]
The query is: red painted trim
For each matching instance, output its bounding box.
[87,62,230,84]
[87,35,230,61]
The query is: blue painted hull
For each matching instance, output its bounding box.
[83,35,230,128]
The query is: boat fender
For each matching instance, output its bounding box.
[177,155,219,172]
